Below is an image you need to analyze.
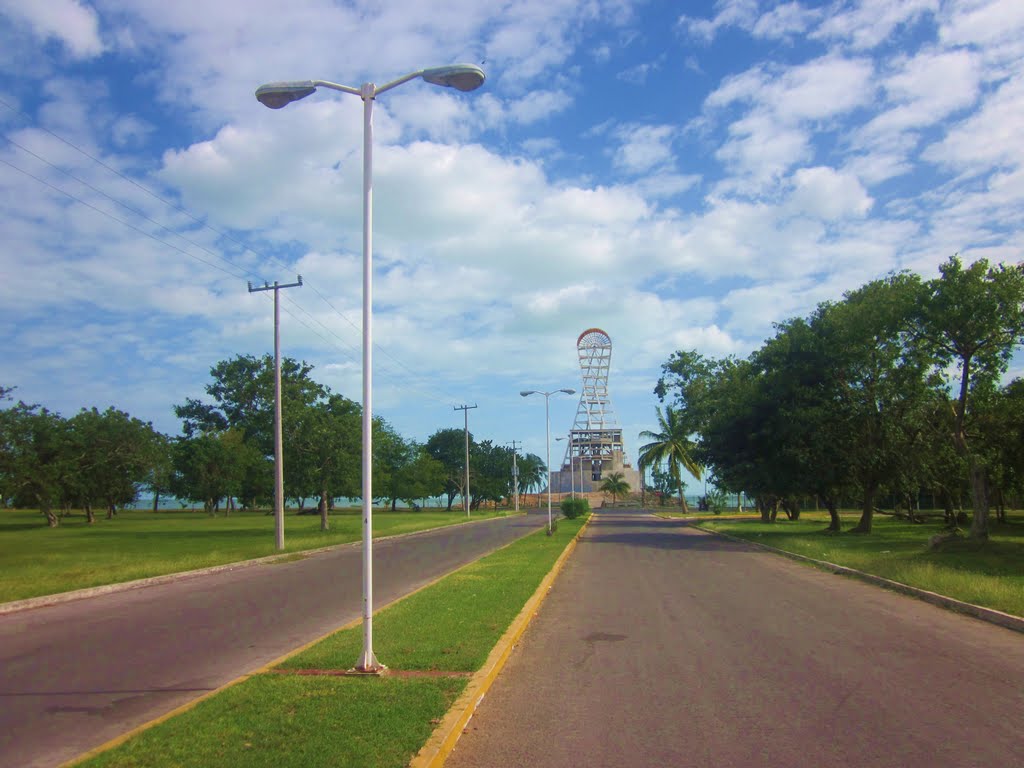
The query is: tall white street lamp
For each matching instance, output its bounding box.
[256,64,485,674]
[521,389,575,534]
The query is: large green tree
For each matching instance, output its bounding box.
[288,394,361,529]
[425,427,468,510]
[912,256,1024,540]
[0,400,71,526]
[171,429,262,515]
[66,407,162,522]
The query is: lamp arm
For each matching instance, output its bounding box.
[373,70,425,96]
[312,79,363,97]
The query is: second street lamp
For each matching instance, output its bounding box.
[521,388,576,534]
[256,63,485,674]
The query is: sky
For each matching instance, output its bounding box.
[1,0,1023,473]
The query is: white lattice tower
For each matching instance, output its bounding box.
[573,328,615,431]
[557,328,634,491]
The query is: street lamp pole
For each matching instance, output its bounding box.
[256,64,485,674]
[521,389,575,534]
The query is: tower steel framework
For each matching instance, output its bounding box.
[563,328,628,485]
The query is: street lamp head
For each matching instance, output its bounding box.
[561,388,577,395]
[421,64,486,92]
[520,390,537,397]
[255,81,317,109]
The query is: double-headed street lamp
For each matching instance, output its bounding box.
[520,389,576,534]
[256,64,485,673]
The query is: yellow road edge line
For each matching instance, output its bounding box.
[409,515,591,768]
[59,517,540,768]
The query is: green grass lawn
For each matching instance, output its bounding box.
[0,507,510,604]
[79,516,587,768]
[699,511,1024,617]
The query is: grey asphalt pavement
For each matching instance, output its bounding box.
[0,511,549,768]
[446,509,1024,768]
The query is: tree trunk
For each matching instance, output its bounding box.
[940,487,956,527]
[318,489,329,531]
[782,498,800,521]
[105,503,115,520]
[85,503,95,524]
[41,502,59,527]
[678,481,689,514]
[968,459,990,540]
[152,489,160,513]
[758,497,771,523]
[851,483,876,533]
[823,497,841,532]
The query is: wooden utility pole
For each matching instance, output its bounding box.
[510,439,522,514]
[248,275,302,550]
[454,404,478,516]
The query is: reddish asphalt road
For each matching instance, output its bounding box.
[0,512,549,768]
[447,509,1024,768]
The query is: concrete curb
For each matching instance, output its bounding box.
[697,524,1024,634]
[410,515,591,768]
[0,512,525,616]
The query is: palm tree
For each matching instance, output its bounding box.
[638,406,703,513]
[517,453,547,496]
[599,471,630,504]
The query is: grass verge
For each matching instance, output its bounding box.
[698,512,1024,617]
[0,507,510,604]
[75,516,587,768]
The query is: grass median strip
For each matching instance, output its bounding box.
[77,516,586,768]
[698,512,1023,617]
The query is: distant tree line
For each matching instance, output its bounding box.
[654,256,1024,542]
[0,357,546,528]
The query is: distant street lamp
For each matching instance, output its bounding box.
[521,389,576,533]
[256,64,485,673]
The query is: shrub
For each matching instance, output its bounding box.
[560,497,590,520]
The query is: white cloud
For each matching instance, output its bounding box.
[705,55,875,189]
[613,124,677,175]
[863,48,981,138]
[0,0,104,58]
[940,0,1024,51]
[787,166,873,220]
[751,2,819,40]
[813,0,940,50]
[677,0,759,42]
[923,73,1024,172]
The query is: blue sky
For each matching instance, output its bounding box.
[2,0,1023,471]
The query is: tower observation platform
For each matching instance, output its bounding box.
[551,328,640,496]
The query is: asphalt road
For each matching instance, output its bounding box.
[447,509,1024,768]
[0,511,549,768]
